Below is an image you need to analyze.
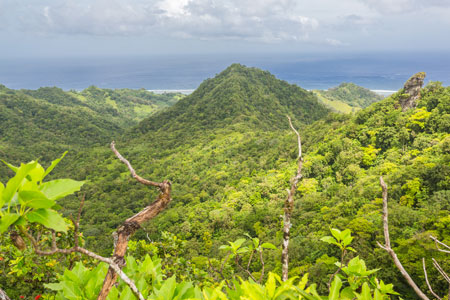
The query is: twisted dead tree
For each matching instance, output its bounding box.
[97,141,172,299]
[378,176,450,300]
[11,142,172,300]
[282,116,303,281]
[17,196,147,300]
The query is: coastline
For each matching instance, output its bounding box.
[148,89,397,97]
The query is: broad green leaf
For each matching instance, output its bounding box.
[320,236,338,245]
[1,160,18,173]
[361,283,372,300]
[27,208,68,233]
[19,190,55,209]
[26,163,45,183]
[219,245,232,251]
[330,228,342,241]
[40,179,85,201]
[0,182,4,206]
[328,276,342,300]
[42,151,68,180]
[373,289,383,300]
[44,282,63,291]
[295,288,320,300]
[236,246,249,254]
[14,216,28,226]
[106,287,119,300]
[231,238,246,252]
[298,273,308,290]
[61,280,82,300]
[2,161,38,207]
[340,287,356,300]
[261,242,278,250]
[0,212,20,233]
[265,272,276,298]
[106,286,119,300]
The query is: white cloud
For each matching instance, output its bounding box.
[325,38,347,46]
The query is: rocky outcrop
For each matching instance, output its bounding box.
[399,72,426,111]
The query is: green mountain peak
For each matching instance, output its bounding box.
[134,64,330,140]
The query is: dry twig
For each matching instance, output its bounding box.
[282,116,303,281]
[377,176,430,300]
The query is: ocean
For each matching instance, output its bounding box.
[1,52,449,92]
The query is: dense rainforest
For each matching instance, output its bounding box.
[1,64,450,299]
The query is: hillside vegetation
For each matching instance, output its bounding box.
[315,83,383,113]
[1,65,450,299]
[0,84,181,178]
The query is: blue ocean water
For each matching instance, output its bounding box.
[0,52,449,91]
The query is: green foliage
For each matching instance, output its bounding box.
[0,154,84,234]
[315,83,383,113]
[40,229,399,299]
[2,66,450,299]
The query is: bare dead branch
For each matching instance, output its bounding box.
[258,249,265,284]
[430,236,450,254]
[287,115,302,159]
[111,141,162,188]
[98,142,172,299]
[378,176,430,300]
[247,249,255,271]
[282,115,303,281]
[423,258,442,300]
[328,249,346,289]
[432,259,450,284]
[207,257,232,288]
[19,221,146,300]
[235,255,257,282]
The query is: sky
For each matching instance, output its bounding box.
[0,0,450,58]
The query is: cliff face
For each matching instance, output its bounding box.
[399,72,426,111]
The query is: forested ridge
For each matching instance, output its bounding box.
[314,83,383,113]
[1,65,450,299]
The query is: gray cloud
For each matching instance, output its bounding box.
[359,0,450,14]
[6,0,319,42]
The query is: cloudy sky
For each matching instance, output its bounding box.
[1,0,450,57]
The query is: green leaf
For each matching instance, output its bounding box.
[320,236,337,245]
[40,179,84,201]
[361,282,372,300]
[266,273,276,298]
[373,289,383,300]
[233,238,246,248]
[2,161,38,207]
[19,190,55,209]
[295,288,320,300]
[26,163,45,183]
[0,213,20,233]
[61,280,82,300]
[261,242,278,250]
[330,228,342,241]
[42,151,68,180]
[14,216,28,226]
[340,287,355,300]
[44,282,63,291]
[0,182,4,207]
[2,160,19,173]
[27,208,68,233]
[119,286,135,300]
[328,276,342,300]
